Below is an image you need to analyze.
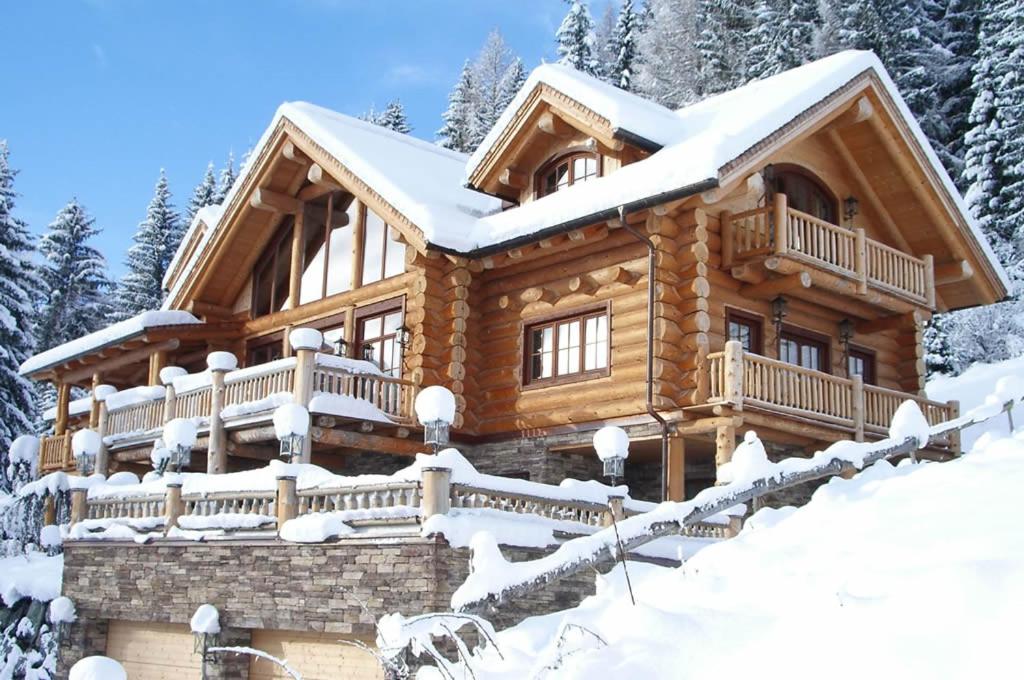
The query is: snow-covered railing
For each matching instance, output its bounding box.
[296,481,421,514]
[223,358,296,408]
[39,433,71,472]
[182,490,277,517]
[312,354,415,423]
[86,494,165,521]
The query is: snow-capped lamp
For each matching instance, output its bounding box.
[48,596,76,644]
[273,403,310,462]
[415,386,456,454]
[594,425,630,486]
[150,438,172,476]
[191,604,221,667]
[71,429,102,476]
[163,418,198,473]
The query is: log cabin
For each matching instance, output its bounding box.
[20,50,1008,503]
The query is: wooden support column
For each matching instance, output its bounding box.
[773,193,788,255]
[421,466,452,520]
[43,495,56,526]
[148,351,168,386]
[948,400,961,455]
[89,372,102,428]
[288,204,306,310]
[350,200,365,291]
[96,397,111,477]
[206,353,237,475]
[667,435,686,501]
[290,329,321,464]
[164,482,183,531]
[923,254,936,309]
[721,210,734,268]
[276,475,298,529]
[54,382,71,436]
[851,374,865,442]
[854,228,868,295]
[69,487,87,527]
[723,340,744,409]
[715,425,736,483]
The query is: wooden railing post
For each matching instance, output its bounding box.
[207,353,237,475]
[161,367,185,423]
[602,495,625,527]
[923,254,936,309]
[854,228,868,295]
[54,381,70,436]
[276,475,298,529]
[290,329,322,465]
[69,487,87,526]
[948,400,961,455]
[721,210,734,268]
[421,466,452,520]
[773,193,788,255]
[164,481,183,530]
[96,396,110,477]
[723,340,744,410]
[89,372,102,428]
[851,374,865,442]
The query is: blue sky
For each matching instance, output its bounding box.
[1,0,575,276]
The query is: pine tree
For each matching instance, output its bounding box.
[609,0,641,90]
[437,60,477,153]
[923,314,955,375]
[35,199,110,351]
[635,0,702,107]
[0,142,40,466]
[696,0,755,95]
[186,162,217,223]
[931,0,982,186]
[497,57,526,114]
[470,30,519,148]
[214,152,237,205]
[379,100,412,134]
[593,2,618,82]
[110,170,182,320]
[359,105,382,126]
[557,0,599,76]
[746,0,785,81]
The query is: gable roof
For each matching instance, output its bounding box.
[163,50,1008,308]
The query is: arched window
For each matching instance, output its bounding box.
[772,166,837,224]
[537,151,601,197]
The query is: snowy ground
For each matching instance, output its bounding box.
[927,354,1024,452]
[433,429,1024,679]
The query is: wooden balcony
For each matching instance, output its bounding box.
[707,341,958,447]
[722,195,936,312]
[38,352,417,474]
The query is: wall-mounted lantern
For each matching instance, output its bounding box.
[844,195,860,223]
[397,325,411,351]
[839,318,855,375]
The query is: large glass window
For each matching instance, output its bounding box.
[848,348,876,384]
[299,196,358,305]
[526,308,609,385]
[357,301,404,377]
[779,329,830,373]
[252,222,294,317]
[361,208,406,286]
[537,152,601,198]
[726,309,763,354]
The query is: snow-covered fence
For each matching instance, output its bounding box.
[296,481,421,514]
[85,494,165,521]
[184,490,277,517]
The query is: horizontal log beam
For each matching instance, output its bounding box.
[856,310,926,334]
[740,272,811,299]
[933,259,973,286]
[250,187,301,214]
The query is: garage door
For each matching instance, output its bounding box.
[249,630,383,680]
[105,620,203,679]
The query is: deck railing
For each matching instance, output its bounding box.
[708,341,958,445]
[312,363,415,422]
[39,433,72,472]
[722,194,935,307]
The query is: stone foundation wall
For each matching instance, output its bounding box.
[461,437,604,486]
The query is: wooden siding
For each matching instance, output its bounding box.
[104,621,202,679]
[249,630,382,680]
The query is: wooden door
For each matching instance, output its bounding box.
[249,629,383,680]
[105,620,203,679]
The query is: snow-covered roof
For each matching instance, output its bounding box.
[162,203,222,289]
[20,311,202,376]
[163,50,1007,303]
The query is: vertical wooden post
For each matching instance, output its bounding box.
[96,398,110,477]
[721,210,734,268]
[275,476,298,529]
[948,400,961,456]
[148,351,168,386]
[715,424,736,484]
[162,373,179,423]
[207,353,236,475]
[43,495,56,526]
[69,487,87,526]
[923,254,936,309]
[290,329,321,465]
[723,340,744,409]
[89,373,102,428]
[164,482,183,530]
[773,193,788,255]
[351,200,366,290]
[855,228,868,295]
[288,204,305,310]
[851,374,865,442]
[342,306,356,357]
[602,495,625,527]
[54,382,71,436]
[667,435,686,502]
[420,466,452,520]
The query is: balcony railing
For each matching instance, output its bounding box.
[722,194,935,308]
[708,341,958,444]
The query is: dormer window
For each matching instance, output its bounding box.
[537,152,600,198]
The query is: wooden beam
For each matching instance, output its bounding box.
[831,96,874,129]
[288,204,305,309]
[499,168,528,190]
[934,259,973,285]
[250,187,301,214]
[537,110,573,138]
[282,140,311,166]
[740,272,812,299]
[311,427,424,456]
[187,300,234,320]
[856,310,926,335]
[306,203,351,229]
[307,163,342,190]
[61,339,180,384]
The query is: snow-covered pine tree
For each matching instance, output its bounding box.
[695,0,755,95]
[557,0,599,76]
[214,152,237,205]
[437,60,477,153]
[35,199,110,351]
[0,142,40,469]
[470,30,519,149]
[378,99,412,134]
[923,314,955,376]
[186,162,217,223]
[359,105,381,126]
[109,170,182,320]
[635,0,702,106]
[593,2,618,83]
[496,57,526,115]
[609,0,641,91]
[745,0,785,81]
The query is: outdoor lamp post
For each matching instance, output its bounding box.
[415,386,456,454]
[150,438,172,476]
[191,604,221,680]
[71,429,102,476]
[273,403,310,462]
[163,418,198,473]
[593,425,630,486]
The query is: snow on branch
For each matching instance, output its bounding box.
[208,647,302,679]
[453,387,1024,614]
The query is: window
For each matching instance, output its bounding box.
[246,332,285,367]
[726,309,763,354]
[779,328,830,373]
[356,300,404,377]
[299,195,358,305]
[773,167,837,223]
[525,307,609,385]
[537,152,600,197]
[848,347,876,385]
[252,221,294,317]
[361,207,406,286]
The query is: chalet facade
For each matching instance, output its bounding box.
[22,49,1005,505]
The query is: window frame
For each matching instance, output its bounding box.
[535,150,602,198]
[360,205,407,286]
[847,345,877,385]
[251,219,295,318]
[522,303,611,389]
[355,297,406,377]
[245,330,286,367]
[779,324,832,374]
[771,164,840,224]
[725,307,765,355]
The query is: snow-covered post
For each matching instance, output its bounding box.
[70,656,126,680]
[948,400,961,455]
[592,426,635,605]
[69,479,89,527]
[93,385,116,476]
[421,466,452,520]
[160,366,187,423]
[207,352,238,474]
[290,329,323,464]
[165,478,183,530]
[276,474,299,529]
[604,495,624,527]
[164,418,198,472]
